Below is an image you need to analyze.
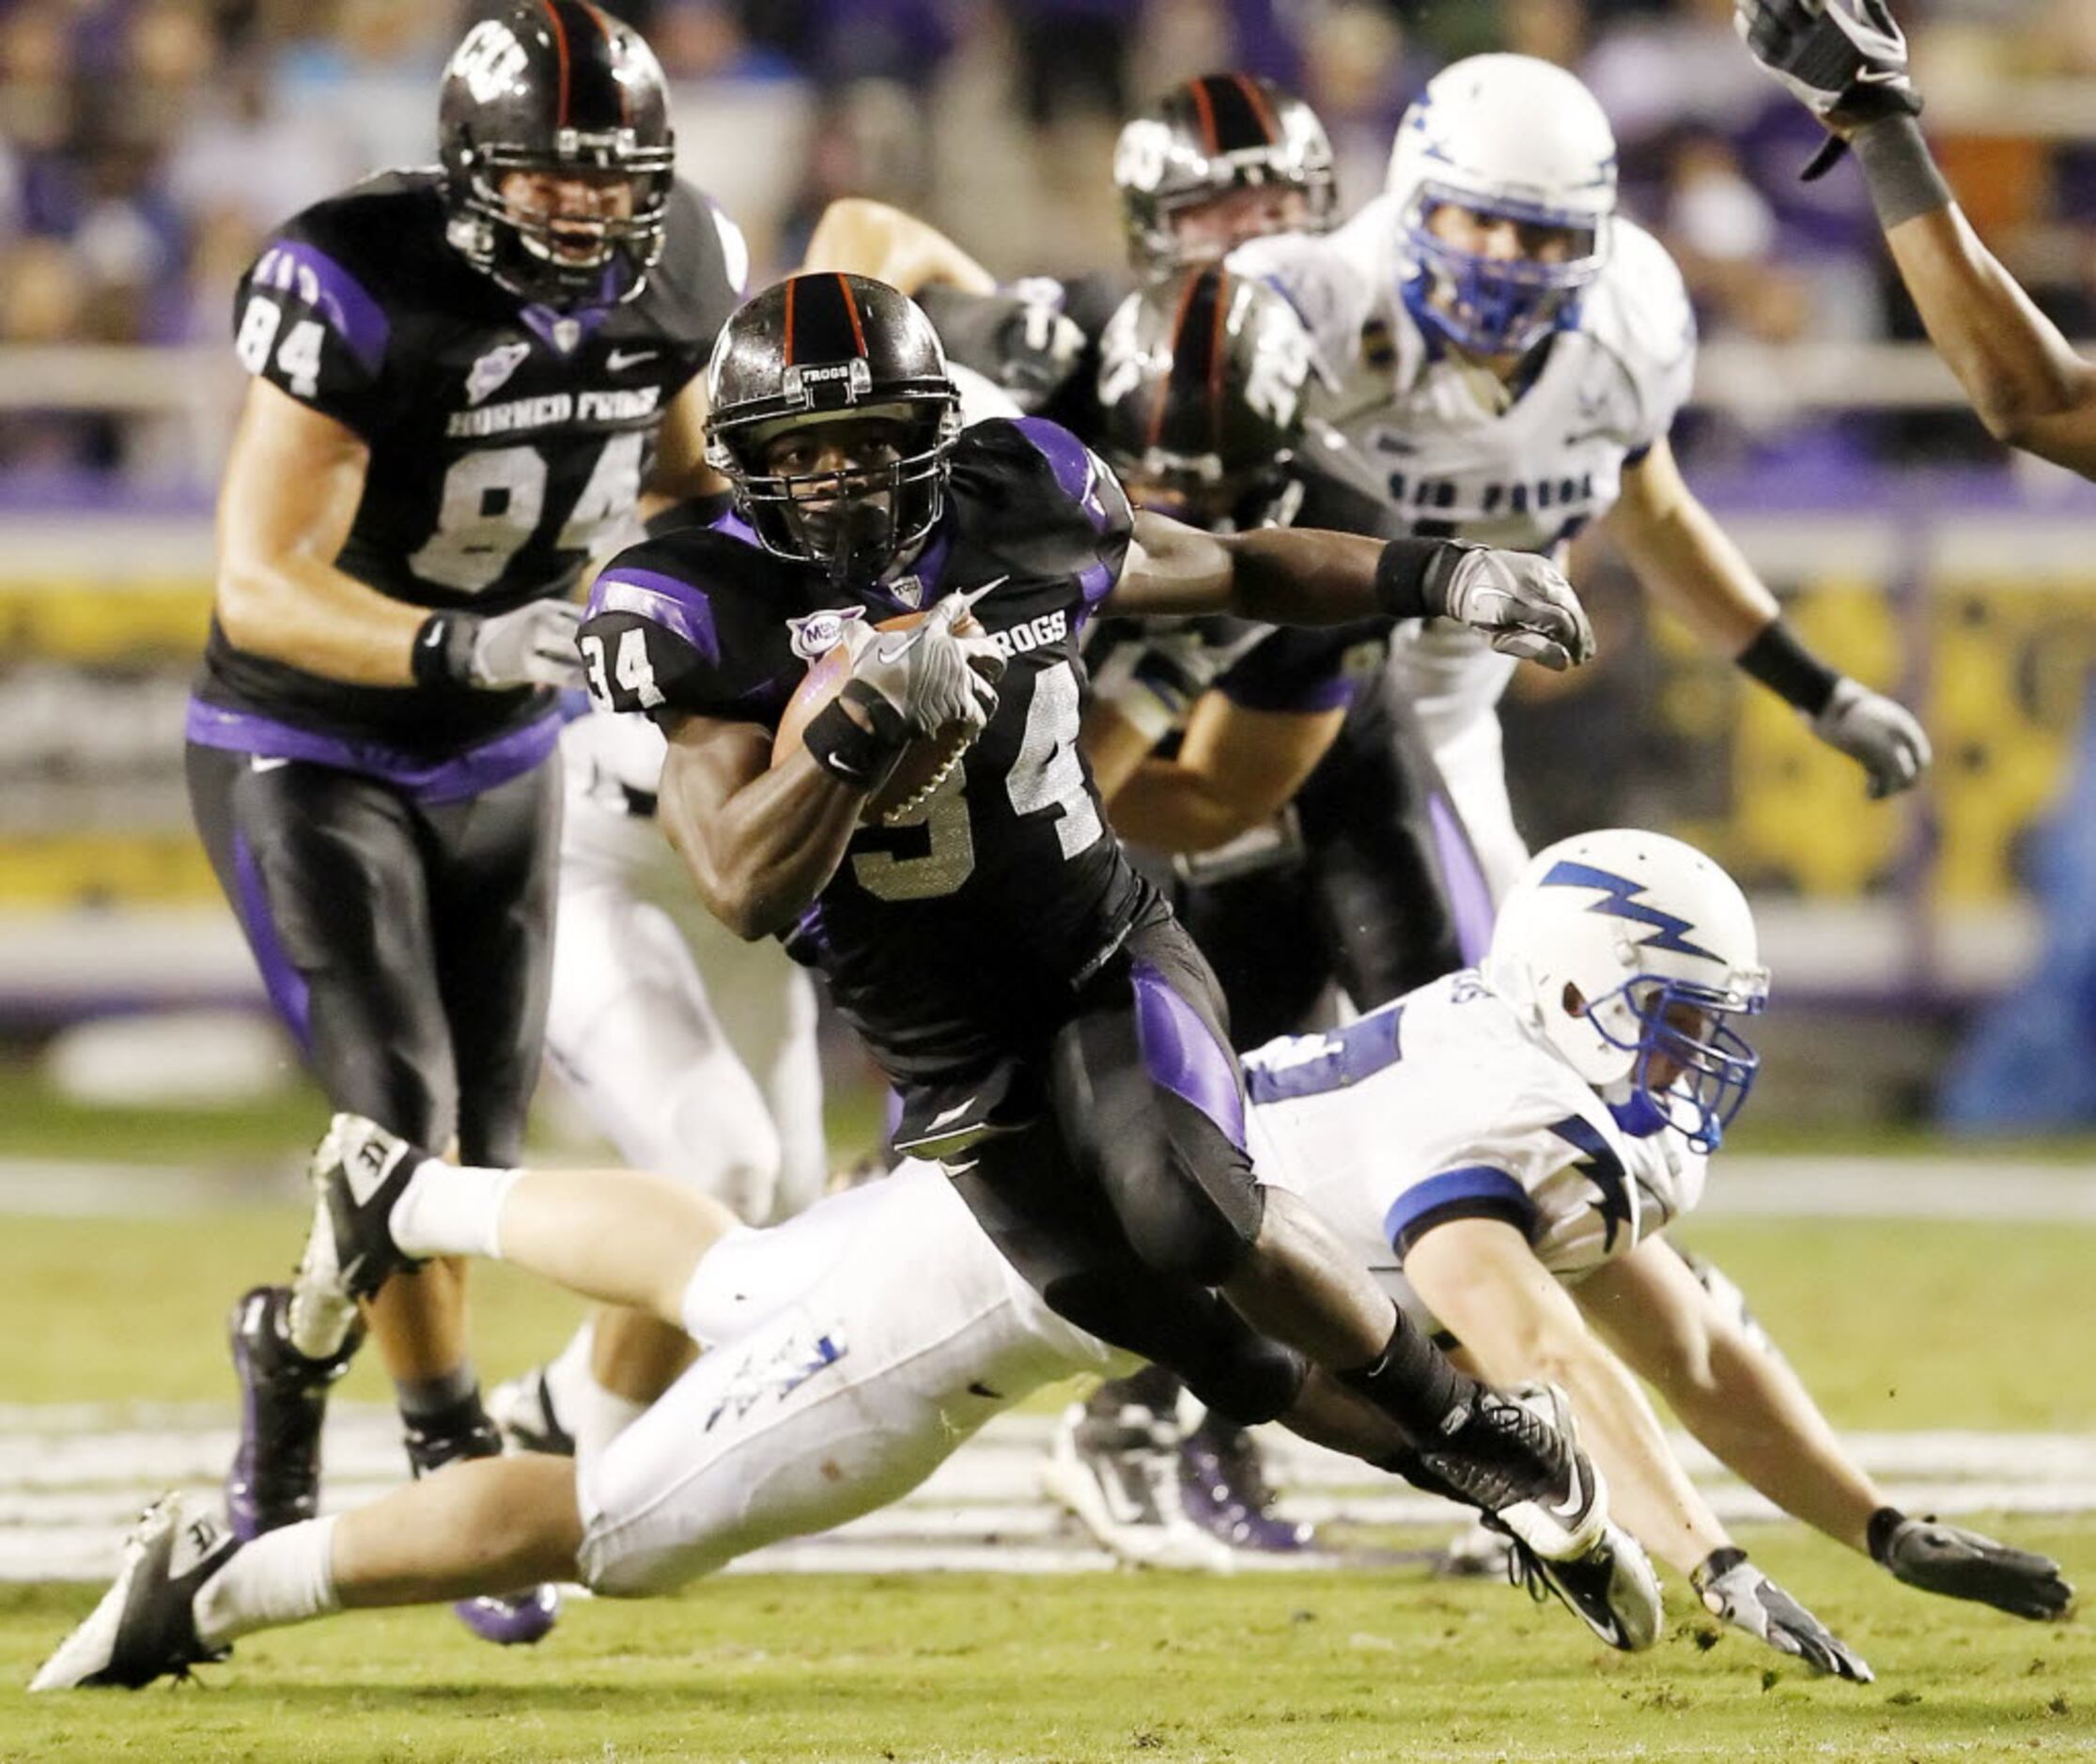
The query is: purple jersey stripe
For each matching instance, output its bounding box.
[185,699,560,804]
[230,830,312,1052]
[1132,957,1247,1150]
[590,570,721,662]
[252,240,391,376]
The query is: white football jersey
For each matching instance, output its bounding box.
[1243,968,1706,1338]
[1229,196,1697,555]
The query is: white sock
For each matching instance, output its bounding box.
[386,1158,520,1261]
[193,1515,342,1648]
[543,1321,649,1462]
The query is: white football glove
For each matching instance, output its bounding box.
[1694,1549,1874,1681]
[1427,544,1596,672]
[842,588,1005,739]
[458,599,586,690]
[1811,675,1931,798]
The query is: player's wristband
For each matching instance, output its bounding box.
[411,611,480,689]
[1851,116,1952,230]
[1866,1507,1910,1567]
[1692,1546,1750,1593]
[1375,537,1474,622]
[1735,620,1840,717]
[802,684,908,791]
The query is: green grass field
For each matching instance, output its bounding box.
[2,1075,2093,1760]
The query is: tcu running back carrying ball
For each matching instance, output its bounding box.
[183,1,743,1652]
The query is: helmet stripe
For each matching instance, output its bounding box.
[537,0,571,128]
[783,273,798,366]
[1200,73,1271,152]
[1186,76,1220,154]
[836,274,868,356]
[579,2,629,126]
[1228,72,1281,145]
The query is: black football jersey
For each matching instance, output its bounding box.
[579,416,1149,1081]
[199,168,745,755]
[918,271,1129,439]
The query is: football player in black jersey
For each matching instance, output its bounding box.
[1049,270,1501,1562]
[577,269,1612,1554]
[185,1,745,1644]
[803,71,1338,436]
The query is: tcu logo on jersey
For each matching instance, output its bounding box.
[452,20,529,105]
[787,607,866,662]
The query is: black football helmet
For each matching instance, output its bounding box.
[1096,268,1317,532]
[438,2,676,307]
[706,273,962,583]
[1113,73,1339,278]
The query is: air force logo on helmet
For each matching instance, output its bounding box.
[1486,829,1768,1153]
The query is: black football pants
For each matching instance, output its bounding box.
[186,745,558,1166]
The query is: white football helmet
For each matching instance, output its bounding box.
[1485,829,1768,1153]
[1385,54,1618,356]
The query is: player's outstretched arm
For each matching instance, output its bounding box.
[218,379,585,691]
[1577,1235,2071,1619]
[1102,695,1344,854]
[1607,438,1930,797]
[800,197,998,295]
[1109,511,1595,668]
[1736,0,2096,476]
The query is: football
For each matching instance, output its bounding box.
[772,609,987,826]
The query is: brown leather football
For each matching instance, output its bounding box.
[771,610,984,826]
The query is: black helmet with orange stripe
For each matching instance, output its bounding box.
[438,2,676,308]
[1095,268,1318,532]
[1112,73,1339,279]
[706,273,963,581]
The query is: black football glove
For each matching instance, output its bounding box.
[1693,1548,1874,1681]
[1733,0,1922,178]
[1870,1509,2074,1621]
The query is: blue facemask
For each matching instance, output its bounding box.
[1403,194,1604,358]
[1589,976,1762,1155]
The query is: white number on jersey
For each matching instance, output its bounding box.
[234,297,327,398]
[555,430,645,551]
[1005,659,1100,858]
[409,444,550,594]
[852,766,976,902]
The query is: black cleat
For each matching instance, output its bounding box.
[1417,1383,1607,1562]
[225,1284,362,1540]
[405,1405,563,1645]
[31,1493,237,1690]
[303,1113,427,1308]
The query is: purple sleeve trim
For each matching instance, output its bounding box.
[250,240,391,377]
[1132,957,1247,1150]
[1013,417,1115,537]
[1217,668,1358,715]
[1384,1168,1537,1258]
[185,697,559,804]
[589,570,721,663]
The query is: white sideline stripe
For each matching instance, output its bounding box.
[5,1153,2095,1221]
[1,1405,2090,1582]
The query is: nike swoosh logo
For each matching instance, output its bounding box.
[1544,1452,1588,1525]
[873,631,924,666]
[606,348,659,371]
[928,1098,978,1129]
[251,756,290,773]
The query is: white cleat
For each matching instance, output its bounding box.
[31,1493,236,1691]
[1040,1401,1234,1573]
[1507,1517,1663,1652]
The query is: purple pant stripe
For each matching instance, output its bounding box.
[1131,957,1247,1150]
[231,830,312,1052]
[1426,789,1497,965]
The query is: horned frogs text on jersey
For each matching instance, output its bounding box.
[197,167,746,754]
[1242,967,1706,1338]
[1229,198,1696,555]
[578,415,1149,1084]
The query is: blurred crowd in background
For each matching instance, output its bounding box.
[7,0,2096,483]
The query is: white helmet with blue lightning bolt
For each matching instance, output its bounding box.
[1485,829,1769,1153]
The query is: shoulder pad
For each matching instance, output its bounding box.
[580,531,784,720]
[946,418,1133,613]
[644,182,750,344]
[1581,220,1698,451]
